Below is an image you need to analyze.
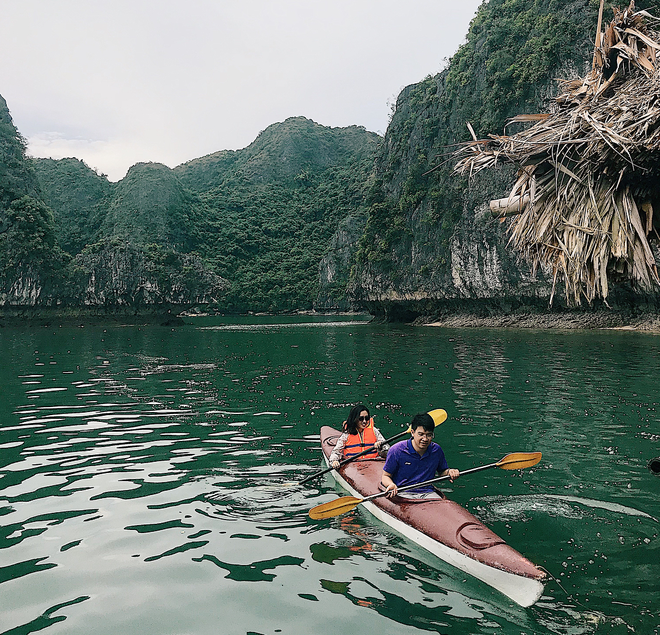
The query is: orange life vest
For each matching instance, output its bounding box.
[344,419,378,459]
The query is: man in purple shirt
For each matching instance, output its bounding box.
[381,413,460,498]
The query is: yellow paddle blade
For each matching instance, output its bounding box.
[272,481,299,488]
[496,452,542,470]
[308,496,362,520]
[428,409,448,426]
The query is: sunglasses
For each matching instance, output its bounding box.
[358,415,370,422]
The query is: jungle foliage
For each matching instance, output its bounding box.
[34,157,112,254]
[355,0,660,282]
[196,157,375,312]
[14,112,379,313]
[172,117,380,311]
[0,195,71,294]
[0,95,40,223]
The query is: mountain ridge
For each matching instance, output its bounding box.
[6,0,660,325]
[338,0,660,324]
[2,108,379,320]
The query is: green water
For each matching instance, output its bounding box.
[0,316,658,635]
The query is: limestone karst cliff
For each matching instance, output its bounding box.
[6,0,660,325]
[1,97,225,323]
[1,107,378,321]
[321,0,660,323]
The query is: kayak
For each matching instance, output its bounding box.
[319,425,546,607]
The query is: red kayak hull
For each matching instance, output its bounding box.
[320,426,545,606]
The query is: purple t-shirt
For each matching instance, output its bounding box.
[383,439,448,493]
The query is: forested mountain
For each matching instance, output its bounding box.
[175,118,379,312]
[344,0,660,323]
[100,162,202,251]
[34,157,111,254]
[5,0,660,324]
[0,96,71,311]
[175,117,378,190]
[1,108,379,321]
[0,95,40,217]
[181,118,379,311]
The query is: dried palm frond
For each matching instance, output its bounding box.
[453,1,660,305]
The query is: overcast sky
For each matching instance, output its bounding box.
[1,0,483,181]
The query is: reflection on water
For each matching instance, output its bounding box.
[0,320,659,634]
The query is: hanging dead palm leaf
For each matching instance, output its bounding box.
[453,1,660,305]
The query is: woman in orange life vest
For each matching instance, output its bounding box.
[328,404,389,469]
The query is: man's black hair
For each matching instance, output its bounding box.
[410,413,434,433]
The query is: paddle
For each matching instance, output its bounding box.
[297,408,448,486]
[308,451,542,520]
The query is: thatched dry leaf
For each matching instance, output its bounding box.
[453,0,660,305]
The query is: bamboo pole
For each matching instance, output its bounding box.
[592,0,605,71]
[490,194,530,217]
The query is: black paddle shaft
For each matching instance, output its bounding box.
[361,461,500,504]
[298,428,410,486]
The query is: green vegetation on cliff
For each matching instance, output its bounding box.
[3,108,379,315]
[353,0,660,306]
[101,162,202,251]
[0,95,40,223]
[446,0,609,135]
[34,157,112,254]
[186,118,379,312]
[176,117,378,191]
[197,157,375,311]
[0,196,71,301]
[0,98,71,303]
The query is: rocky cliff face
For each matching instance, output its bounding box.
[0,235,227,325]
[349,161,555,318]
[316,211,368,310]
[2,103,377,320]
[76,241,226,307]
[340,0,660,322]
[0,99,224,323]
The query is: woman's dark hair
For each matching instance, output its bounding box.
[345,404,370,435]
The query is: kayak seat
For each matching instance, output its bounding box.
[456,522,506,550]
[325,435,340,447]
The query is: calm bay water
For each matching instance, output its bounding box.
[0,316,658,635]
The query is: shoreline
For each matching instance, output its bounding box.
[2,305,659,332]
[421,311,660,332]
[0,307,371,328]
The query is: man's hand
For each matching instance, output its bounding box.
[383,482,398,498]
[381,471,397,498]
[447,468,460,482]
